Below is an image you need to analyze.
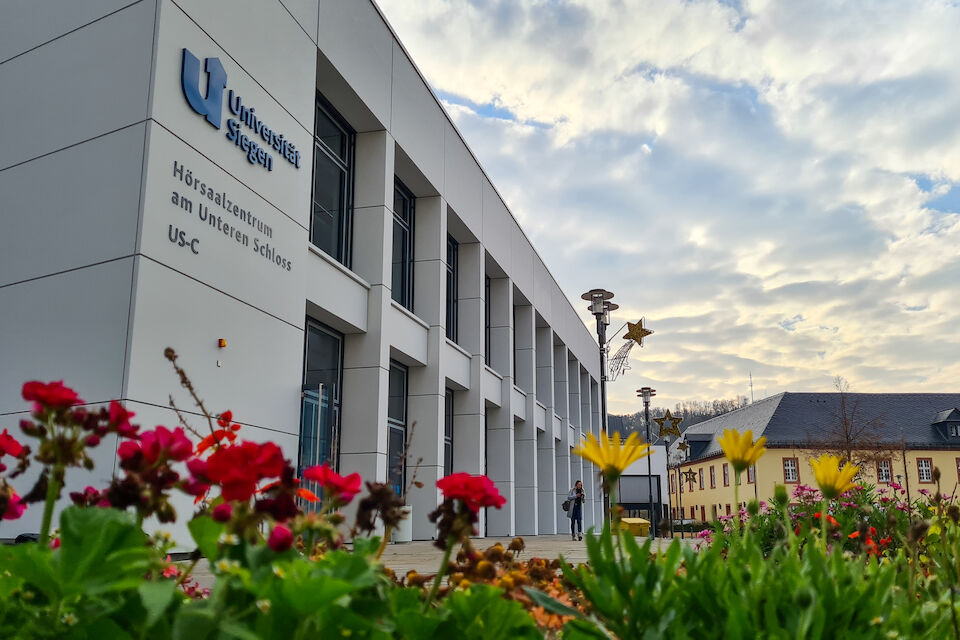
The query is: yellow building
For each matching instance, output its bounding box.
[667,393,960,523]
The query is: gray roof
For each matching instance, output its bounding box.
[669,392,960,462]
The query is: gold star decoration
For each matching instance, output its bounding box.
[681,469,698,483]
[654,409,683,439]
[677,441,690,452]
[623,318,654,347]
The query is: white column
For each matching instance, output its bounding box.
[485,276,515,536]
[513,303,538,535]
[535,325,556,533]
[553,342,570,531]
[406,196,447,540]
[340,130,394,491]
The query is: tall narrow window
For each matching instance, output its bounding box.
[299,321,343,506]
[917,458,933,483]
[747,466,755,484]
[310,96,354,265]
[722,463,729,486]
[444,389,454,477]
[709,466,716,488]
[387,361,408,496]
[446,236,458,342]
[698,468,704,490]
[484,275,492,366]
[512,306,518,382]
[783,457,799,483]
[877,459,892,484]
[392,180,415,310]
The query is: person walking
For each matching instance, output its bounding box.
[566,480,585,540]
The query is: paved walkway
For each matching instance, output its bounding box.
[379,534,691,577]
[190,534,694,588]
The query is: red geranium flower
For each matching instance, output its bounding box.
[2,488,25,520]
[0,429,23,458]
[302,463,362,504]
[109,400,138,437]
[188,441,285,502]
[22,380,82,411]
[436,473,506,512]
[268,524,293,552]
[140,426,193,464]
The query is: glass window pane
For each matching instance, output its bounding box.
[389,427,405,496]
[388,364,406,422]
[391,221,408,306]
[311,149,344,257]
[315,106,345,161]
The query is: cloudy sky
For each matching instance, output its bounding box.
[376,0,960,414]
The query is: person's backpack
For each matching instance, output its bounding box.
[561,499,571,512]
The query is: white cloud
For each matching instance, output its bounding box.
[377,0,960,411]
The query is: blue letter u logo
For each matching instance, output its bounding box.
[181,48,227,129]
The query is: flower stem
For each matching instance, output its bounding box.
[733,471,741,535]
[375,526,393,560]
[39,465,63,545]
[423,536,455,612]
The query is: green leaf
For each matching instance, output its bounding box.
[172,606,218,640]
[281,575,355,613]
[187,516,224,561]
[139,579,176,628]
[522,586,584,619]
[219,619,262,640]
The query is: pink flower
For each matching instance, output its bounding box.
[49,538,60,549]
[268,524,293,552]
[109,400,138,437]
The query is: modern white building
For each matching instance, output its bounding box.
[0,0,607,543]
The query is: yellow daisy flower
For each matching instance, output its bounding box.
[573,431,651,484]
[810,454,859,499]
[717,429,767,473]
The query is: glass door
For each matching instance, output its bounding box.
[299,322,343,510]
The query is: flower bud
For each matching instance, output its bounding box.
[85,434,100,447]
[747,500,760,517]
[933,467,941,482]
[773,484,788,507]
[212,503,233,523]
[268,524,293,552]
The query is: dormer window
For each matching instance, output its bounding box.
[951,424,960,437]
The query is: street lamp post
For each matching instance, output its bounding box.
[582,289,617,526]
[638,386,656,537]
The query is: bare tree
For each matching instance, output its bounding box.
[812,375,897,468]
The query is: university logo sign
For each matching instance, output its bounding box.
[180,48,300,172]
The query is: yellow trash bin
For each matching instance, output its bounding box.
[619,517,650,536]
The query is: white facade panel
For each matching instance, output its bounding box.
[0,124,145,286]
[149,2,313,229]
[279,0,320,45]
[317,0,393,130]
[0,259,134,410]
[389,41,445,193]
[443,340,471,389]
[0,0,155,170]
[171,0,317,132]
[124,257,303,435]
[442,119,483,234]
[139,123,306,327]
[0,0,138,66]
